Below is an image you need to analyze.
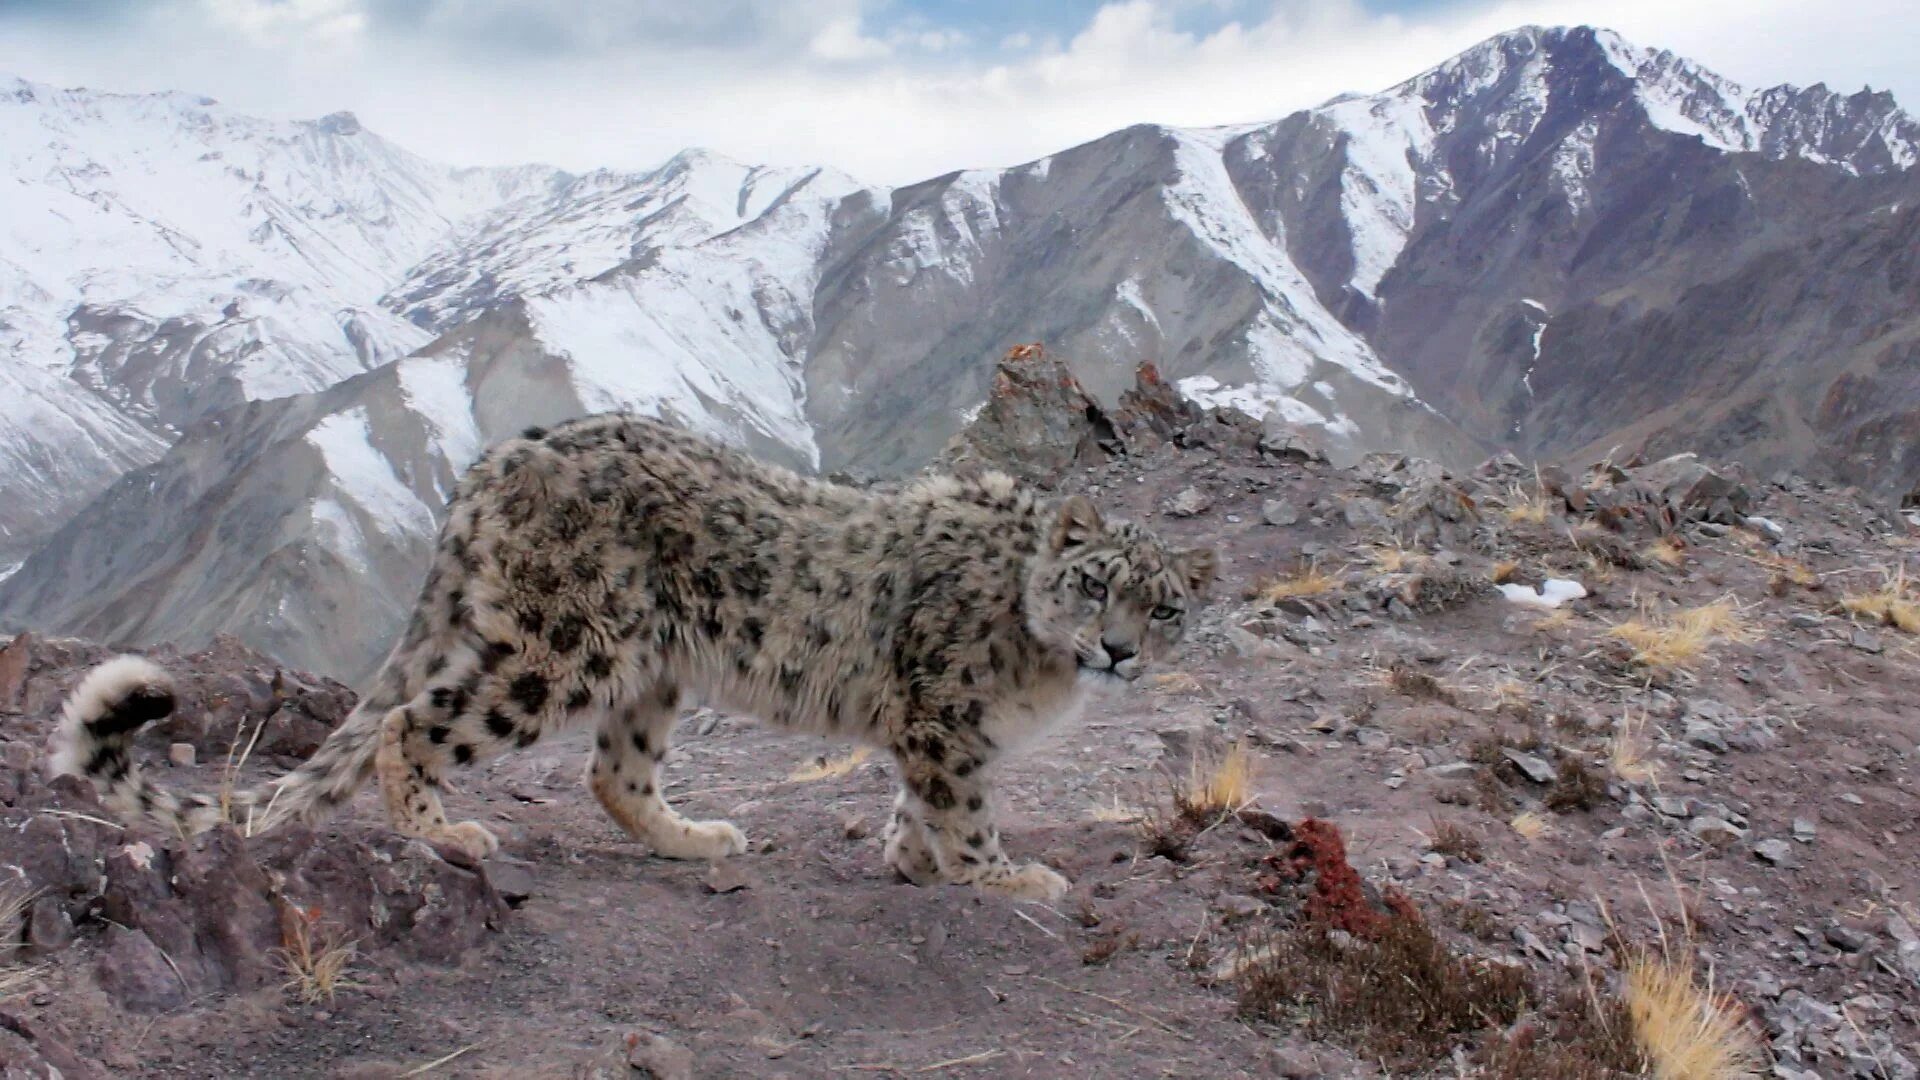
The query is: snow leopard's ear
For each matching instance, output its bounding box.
[1173,548,1217,597]
[1050,496,1104,553]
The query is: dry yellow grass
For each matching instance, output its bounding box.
[1174,740,1254,824]
[1610,709,1662,786]
[1148,671,1204,694]
[1758,553,1819,589]
[1642,535,1687,568]
[1254,564,1340,604]
[1622,947,1764,1078]
[1607,599,1754,671]
[1841,567,1920,633]
[1510,810,1551,840]
[1504,484,1553,525]
[788,746,872,782]
[0,887,44,1002]
[276,905,359,1006]
[1368,543,1428,574]
[1490,559,1521,584]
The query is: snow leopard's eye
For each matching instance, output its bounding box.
[1151,605,1181,622]
[1079,572,1108,601]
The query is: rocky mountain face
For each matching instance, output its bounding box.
[3,26,1918,679]
[2,362,1914,1076]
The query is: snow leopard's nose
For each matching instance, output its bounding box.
[1101,638,1137,664]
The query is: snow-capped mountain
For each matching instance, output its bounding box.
[4,25,1918,679]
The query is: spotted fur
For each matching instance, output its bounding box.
[52,415,1216,900]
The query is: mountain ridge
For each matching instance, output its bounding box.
[3,25,1917,678]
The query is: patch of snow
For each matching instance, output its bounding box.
[1315,95,1433,296]
[396,351,486,494]
[1499,578,1587,609]
[1178,375,1327,428]
[306,407,435,542]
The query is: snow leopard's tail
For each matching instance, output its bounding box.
[50,655,387,838]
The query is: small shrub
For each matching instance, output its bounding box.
[1251,563,1341,604]
[1606,598,1754,672]
[1545,756,1605,813]
[1840,567,1919,633]
[1427,817,1485,863]
[275,904,359,1006]
[1171,739,1254,826]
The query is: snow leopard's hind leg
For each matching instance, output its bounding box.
[373,644,568,861]
[586,684,747,860]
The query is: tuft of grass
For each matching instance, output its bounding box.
[788,746,872,782]
[275,904,360,1006]
[1641,535,1687,568]
[1368,542,1428,575]
[1510,810,1552,840]
[1504,485,1554,525]
[1425,817,1485,863]
[0,887,45,1002]
[1491,559,1522,584]
[1840,567,1920,633]
[1251,563,1340,604]
[1621,945,1764,1079]
[1606,598,1754,672]
[1609,710,1662,786]
[1173,740,1254,826]
[1147,671,1204,694]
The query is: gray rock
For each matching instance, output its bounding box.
[1653,796,1692,818]
[1753,839,1794,866]
[168,742,196,767]
[1502,748,1556,784]
[1793,818,1817,843]
[1423,762,1478,781]
[1683,721,1729,753]
[1165,486,1213,517]
[1850,630,1884,654]
[1354,728,1391,750]
[483,861,536,907]
[1260,499,1299,527]
[1825,924,1871,953]
[1688,816,1746,845]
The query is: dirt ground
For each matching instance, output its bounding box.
[4,420,1918,1078]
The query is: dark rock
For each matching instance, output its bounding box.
[1502,749,1555,784]
[1631,453,1752,524]
[0,632,30,711]
[484,861,537,907]
[96,925,189,1012]
[941,344,1119,487]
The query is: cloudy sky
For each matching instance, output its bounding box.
[1,0,1914,182]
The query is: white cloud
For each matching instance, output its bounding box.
[808,16,891,62]
[0,0,1912,184]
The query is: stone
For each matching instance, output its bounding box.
[1688,817,1746,845]
[24,894,74,957]
[1260,499,1299,527]
[1825,924,1871,953]
[483,861,536,907]
[1423,762,1478,781]
[0,631,30,710]
[1683,721,1729,753]
[1501,748,1556,784]
[1887,913,1918,946]
[1354,728,1390,750]
[703,861,755,894]
[168,742,197,767]
[1850,631,1884,654]
[1793,818,1817,843]
[1653,796,1692,818]
[95,925,189,1012]
[1754,839,1794,866]
[1632,453,1753,524]
[627,1034,695,1080]
[1165,486,1213,517]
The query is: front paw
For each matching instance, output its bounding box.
[982,862,1071,902]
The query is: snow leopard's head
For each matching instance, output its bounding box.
[1026,496,1216,684]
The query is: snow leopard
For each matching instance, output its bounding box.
[52,414,1216,901]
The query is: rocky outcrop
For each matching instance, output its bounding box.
[0,637,510,1014]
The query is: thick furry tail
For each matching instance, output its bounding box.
[49,655,385,838]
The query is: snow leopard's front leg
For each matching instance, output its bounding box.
[888,729,1069,902]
